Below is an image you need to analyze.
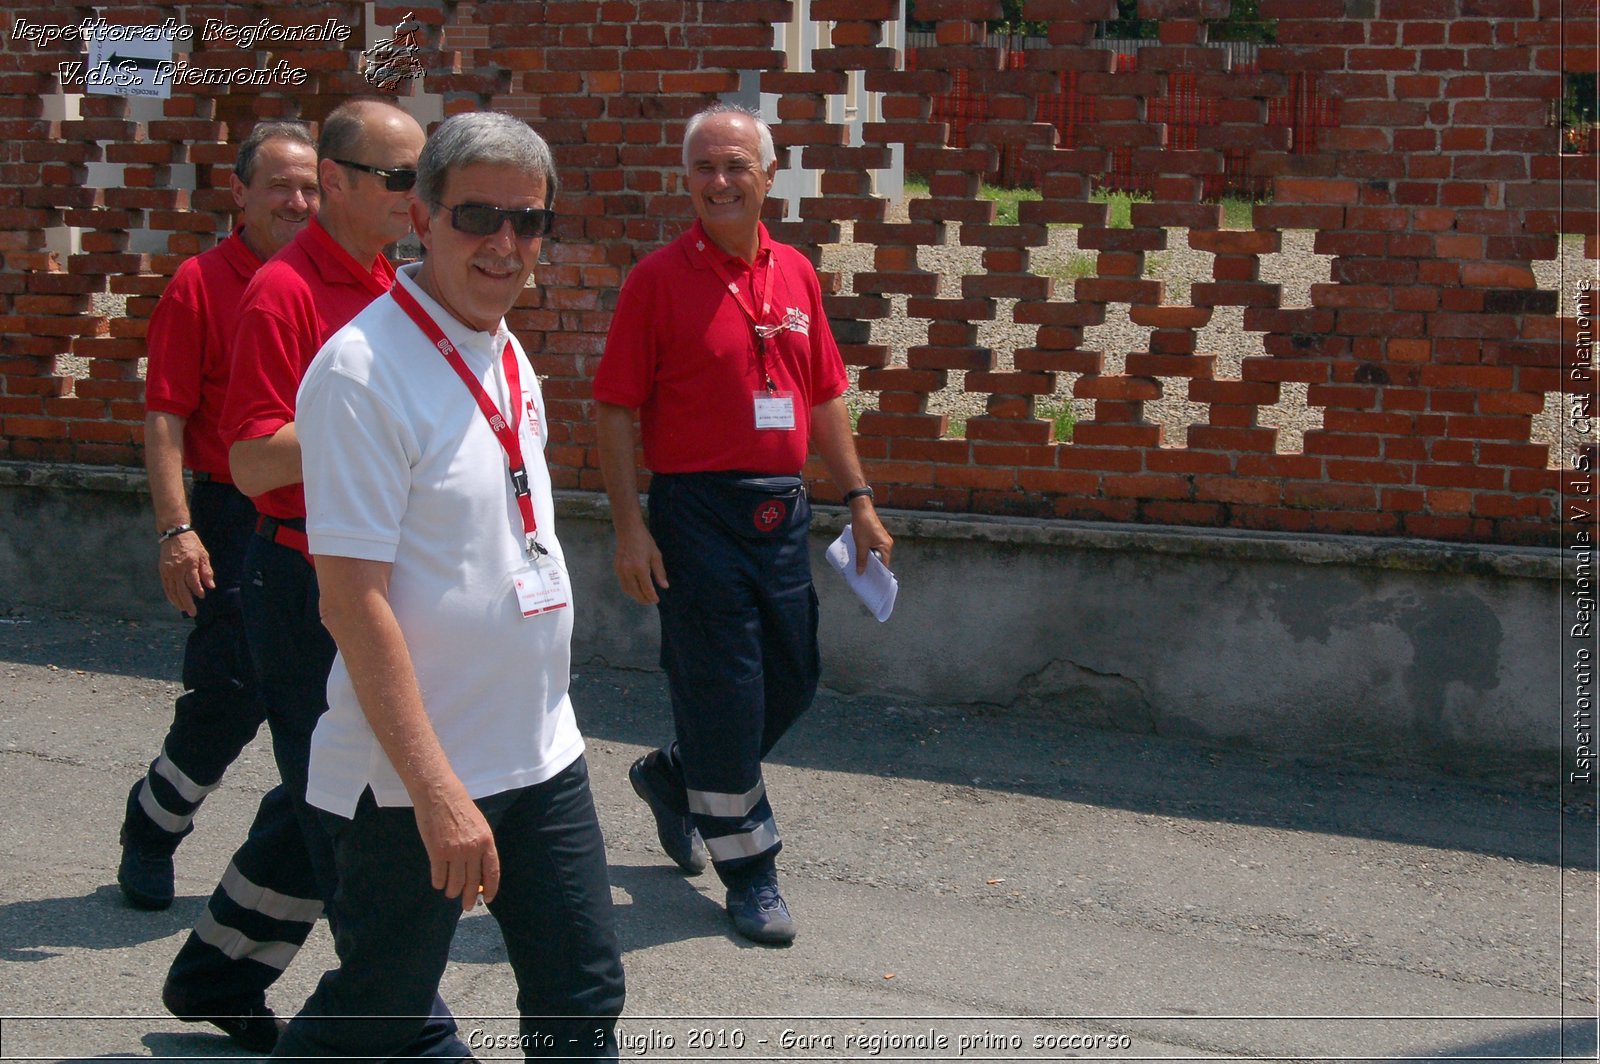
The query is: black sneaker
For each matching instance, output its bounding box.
[164,988,285,1054]
[726,871,796,945]
[117,824,175,911]
[629,752,707,875]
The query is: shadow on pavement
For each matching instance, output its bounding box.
[443,863,736,966]
[573,667,1595,873]
[1402,1017,1598,1062]
[8,612,1591,874]
[0,886,205,962]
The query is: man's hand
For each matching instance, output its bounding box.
[613,524,669,605]
[413,784,501,910]
[849,500,894,574]
[159,533,214,616]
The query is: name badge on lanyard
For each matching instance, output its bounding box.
[390,283,567,618]
[698,235,800,434]
[513,554,569,617]
[754,390,796,430]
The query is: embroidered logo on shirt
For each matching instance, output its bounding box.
[781,307,810,336]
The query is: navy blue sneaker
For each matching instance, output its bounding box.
[117,825,176,911]
[162,985,285,1054]
[629,753,707,875]
[726,872,796,945]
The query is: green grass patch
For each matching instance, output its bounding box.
[1220,196,1255,230]
[1038,397,1076,442]
[979,183,1042,226]
[1090,189,1146,229]
[945,412,967,438]
[1038,253,1096,284]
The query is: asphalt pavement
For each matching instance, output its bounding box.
[1,609,1596,1062]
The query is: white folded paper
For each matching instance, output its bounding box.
[825,524,898,623]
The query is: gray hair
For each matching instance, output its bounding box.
[234,121,314,184]
[415,112,558,208]
[683,103,776,170]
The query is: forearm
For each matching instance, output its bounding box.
[812,395,893,568]
[229,424,302,498]
[596,403,647,535]
[811,397,869,495]
[144,413,191,531]
[317,557,461,806]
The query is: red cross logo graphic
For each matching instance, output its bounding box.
[753,500,787,533]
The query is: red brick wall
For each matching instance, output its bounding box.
[1,0,1594,546]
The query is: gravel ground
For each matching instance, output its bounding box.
[69,213,1598,469]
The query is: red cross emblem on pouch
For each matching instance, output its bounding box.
[754,499,787,532]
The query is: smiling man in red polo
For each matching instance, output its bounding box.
[594,102,893,946]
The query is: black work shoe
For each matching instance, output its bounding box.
[726,872,796,945]
[117,824,176,910]
[164,989,285,1054]
[629,753,707,875]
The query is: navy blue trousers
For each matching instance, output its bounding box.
[165,531,466,1056]
[648,473,821,888]
[123,480,264,850]
[273,758,624,1061]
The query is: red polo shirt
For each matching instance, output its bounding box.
[593,221,847,475]
[220,217,394,519]
[144,227,262,481]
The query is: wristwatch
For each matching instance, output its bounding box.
[843,486,875,503]
[158,523,195,543]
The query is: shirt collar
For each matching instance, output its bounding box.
[219,226,263,278]
[303,216,392,297]
[684,220,772,271]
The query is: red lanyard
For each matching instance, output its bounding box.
[696,234,778,392]
[390,282,544,555]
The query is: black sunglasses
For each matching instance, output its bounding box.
[333,159,418,192]
[444,202,556,239]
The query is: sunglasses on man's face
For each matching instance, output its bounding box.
[333,158,418,192]
[444,202,557,240]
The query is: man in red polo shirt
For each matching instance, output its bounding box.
[594,103,893,946]
[119,122,319,921]
[159,99,469,1059]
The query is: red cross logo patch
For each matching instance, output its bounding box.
[754,499,787,533]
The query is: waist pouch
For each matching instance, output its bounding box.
[657,472,807,541]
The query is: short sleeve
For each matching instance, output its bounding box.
[222,285,317,447]
[592,268,656,409]
[144,264,205,419]
[299,359,416,564]
[802,261,848,405]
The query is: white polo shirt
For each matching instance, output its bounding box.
[297,263,584,818]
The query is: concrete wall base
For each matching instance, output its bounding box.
[0,461,1572,779]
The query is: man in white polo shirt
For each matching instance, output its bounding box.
[276,111,624,1060]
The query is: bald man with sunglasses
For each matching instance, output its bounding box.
[157,99,478,1061]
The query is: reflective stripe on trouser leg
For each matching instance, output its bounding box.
[686,779,781,865]
[164,784,321,1010]
[649,474,821,886]
[134,746,223,834]
[124,482,265,847]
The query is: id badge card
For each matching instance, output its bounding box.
[754,390,796,431]
[512,556,569,617]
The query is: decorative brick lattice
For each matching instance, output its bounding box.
[1,0,1593,546]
